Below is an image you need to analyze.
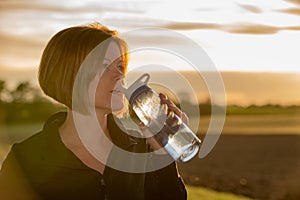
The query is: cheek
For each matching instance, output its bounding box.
[88,73,124,110]
[94,83,109,104]
[94,78,115,108]
[88,75,108,106]
[87,76,98,105]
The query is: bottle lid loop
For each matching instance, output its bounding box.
[123,73,151,103]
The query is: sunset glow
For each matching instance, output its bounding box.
[0,0,300,105]
[1,0,300,72]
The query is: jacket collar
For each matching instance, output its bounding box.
[107,114,138,149]
[41,112,138,169]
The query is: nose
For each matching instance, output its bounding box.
[114,77,125,89]
[120,77,125,87]
[113,71,125,81]
[113,73,125,88]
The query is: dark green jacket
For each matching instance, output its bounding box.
[0,112,187,200]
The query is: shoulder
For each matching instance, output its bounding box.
[11,131,49,159]
[9,112,67,166]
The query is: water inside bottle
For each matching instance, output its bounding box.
[127,74,201,162]
[164,121,200,162]
[132,90,161,126]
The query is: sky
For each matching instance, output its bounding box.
[0,0,300,73]
[0,0,300,106]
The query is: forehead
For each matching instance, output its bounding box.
[104,41,122,62]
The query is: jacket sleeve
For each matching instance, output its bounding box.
[0,144,40,200]
[145,161,187,200]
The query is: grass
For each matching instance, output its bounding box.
[226,105,300,115]
[190,114,300,135]
[186,185,253,200]
[1,119,297,199]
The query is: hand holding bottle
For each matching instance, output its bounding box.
[139,93,189,154]
[124,73,200,162]
[159,93,189,129]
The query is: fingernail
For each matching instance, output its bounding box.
[159,93,167,99]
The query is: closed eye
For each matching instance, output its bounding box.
[117,65,125,73]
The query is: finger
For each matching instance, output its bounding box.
[139,123,155,138]
[164,111,181,135]
[159,93,167,100]
[159,94,182,116]
[168,105,183,119]
[160,103,168,116]
[159,93,175,107]
[159,93,170,106]
[181,112,189,125]
[166,103,183,119]
[164,100,188,125]
[166,111,177,126]
[138,122,145,127]
[163,123,180,135]
[165,124,180,135]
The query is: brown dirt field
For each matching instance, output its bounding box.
[178,134,300,200]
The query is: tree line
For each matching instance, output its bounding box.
[0,79,214,124]
[1,79,298,124]
[0,80,65,124]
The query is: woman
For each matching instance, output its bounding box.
[0,23,187,200]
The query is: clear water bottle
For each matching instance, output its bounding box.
[124,73,201,162]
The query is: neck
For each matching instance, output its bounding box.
[94,109,109,135]
[59,109,112,147]
[58,109,113,172]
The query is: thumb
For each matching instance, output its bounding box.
[138,122,154,138]
[139,121,145,128]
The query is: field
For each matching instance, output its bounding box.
[178,134,300,200]
[186,185,253,200]
[1,114,300,199]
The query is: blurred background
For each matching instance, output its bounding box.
[0,0,299,199]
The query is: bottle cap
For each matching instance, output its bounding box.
[122,73,151,104]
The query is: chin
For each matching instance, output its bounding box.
[111,102,125,112]
[111,94,124,111]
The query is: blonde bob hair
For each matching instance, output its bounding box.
[38,23,128,113]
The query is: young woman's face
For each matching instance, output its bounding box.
[88,41,126,113]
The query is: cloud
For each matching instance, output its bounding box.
[1,0,299,36]
[226,23,300,34]
[0,1,145,14]
[162,21,300,35]
[278,7,300,16]
[286,25,300,31]
[0,33,44,54]
[225,23,280,34]
[0,32,45,68]
[163,22,221,30]
[285,0,300,6]
[0,1,78,13]
[237,4,263,14]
